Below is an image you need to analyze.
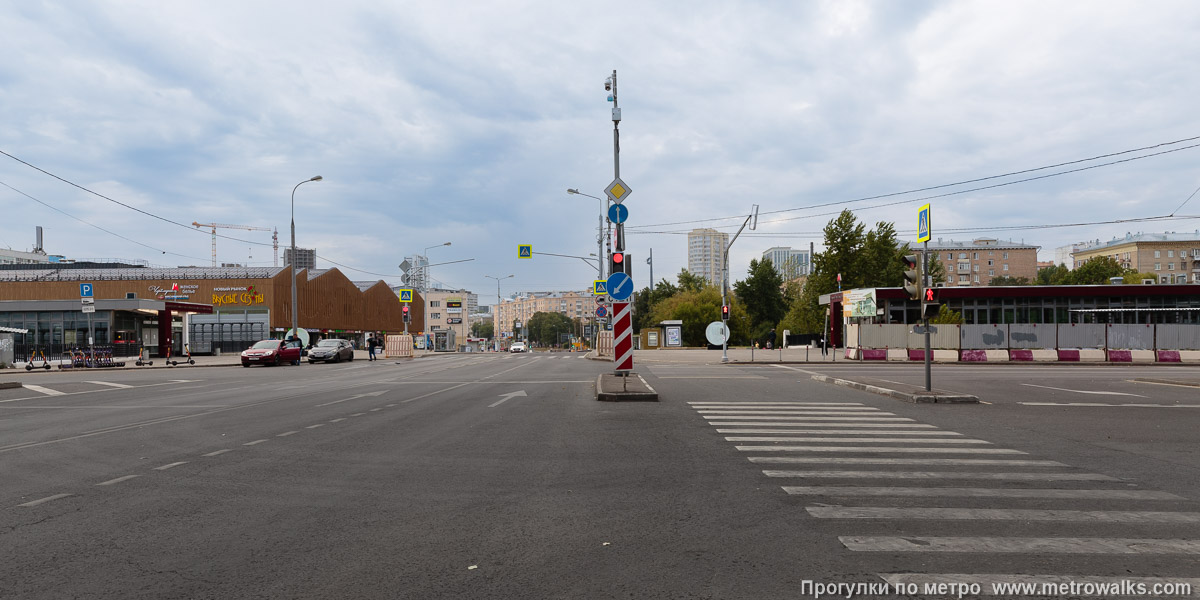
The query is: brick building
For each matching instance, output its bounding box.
[918,238,1040,286]
[1070,231,1200,284]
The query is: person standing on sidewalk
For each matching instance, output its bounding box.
[367,334,379,361]
[767,328,777,350]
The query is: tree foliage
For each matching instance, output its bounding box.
[676,269,707,293]
[989,275,1032,286]
[471,320,494,339]
[930,304,964,324]
[526,311,573,346]
[1069,256,1124,285]
[732,258,786,330]
[646,286,748,346]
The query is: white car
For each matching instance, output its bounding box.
[509,342,527,353]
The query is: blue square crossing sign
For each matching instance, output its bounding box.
[593,280,607,295]
[917,204,932,243]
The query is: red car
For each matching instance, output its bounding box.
[241,339,303,367]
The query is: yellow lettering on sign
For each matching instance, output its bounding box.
[212,292,264,306]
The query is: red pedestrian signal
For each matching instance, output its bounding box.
[925,288,934,302]
[721,304,730,319]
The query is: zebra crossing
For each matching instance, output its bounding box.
[691,400,1200,595]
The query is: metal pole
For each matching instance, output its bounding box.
[648,248,653,291]
[923,240,932,392]
[289,176,321,342]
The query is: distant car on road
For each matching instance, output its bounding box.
[307,338,355,363]
[509,342,527,353]
[241,339,303,367]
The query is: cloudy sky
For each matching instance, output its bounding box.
[3,1,1199,305]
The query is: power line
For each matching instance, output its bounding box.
[625,135,1200,230]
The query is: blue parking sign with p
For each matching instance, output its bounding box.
[80,283,94,298]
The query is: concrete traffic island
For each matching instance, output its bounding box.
[596,373,659,402]
[0,381,21,390]
[811,374,978,404]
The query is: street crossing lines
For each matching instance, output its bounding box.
[705,416,916,421]
[749,457,1068,466]
[763,470,1118,481]
[783,487,1181,500]
[726,437,990,444]
[22,384,65,396]
[808,507,1200,523]
[737,446,1024,454]
[717,429,962,435]
[708,422,937,428]
[840,536,1200,554]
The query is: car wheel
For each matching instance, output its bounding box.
[242,363,249,368]
[274,356,281,367]
[333,354,341,363]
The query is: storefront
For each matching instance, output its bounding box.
[0,266,420,358]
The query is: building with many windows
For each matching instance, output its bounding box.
[1069,231,1200,284]
[761,247,810,279]
[918,238,1040,286]
[283,247,316,271]
[687,228,728,287]
[495,291,593,342]
[418,288,479,350]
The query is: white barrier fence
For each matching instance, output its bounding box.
[384,334,413,358]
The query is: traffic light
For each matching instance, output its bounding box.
[901,254,922,301]
[721,304,730,320]
[610,251,625,275]
[921,287,939,320]
[402,305,410,323]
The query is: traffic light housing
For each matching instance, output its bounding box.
[610,251,625,275]
[922,287,939,320]
[902,254,922,301]
[721,304,730,320]
[402,305,411,323]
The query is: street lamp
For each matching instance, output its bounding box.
[568,188,607,280]
[422,242,451,291]
[290,175,322,342]
[485,274,513,351]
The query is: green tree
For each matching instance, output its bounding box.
[1068,256,1124,284]
[859,221,905,287]
[929,304,964,324]
[647,287,748,346]
[634,278,682,331]
[989,275,1031,286]
[732,258,787,330]
[1121,269,1159,284]
[676,269,707,293]
[1036,263,1071,285]
[925,252,948,285]
[471,320,494,339]
[526,311,573,346]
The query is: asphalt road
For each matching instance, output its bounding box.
[2,357,1199,598]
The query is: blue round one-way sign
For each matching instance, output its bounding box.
[606,272,633,301]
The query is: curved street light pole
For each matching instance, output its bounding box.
[290,175,322,342]
[568,189,606,280]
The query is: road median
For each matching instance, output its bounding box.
[811,374,978,404]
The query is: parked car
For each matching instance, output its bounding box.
[307,338,355,363]
[509,342,527,353]
[241,339,303,367]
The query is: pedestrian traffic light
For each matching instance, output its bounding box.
[721,304,730,320]
[921,287,939,320]
[402,305,410,323]
[610,251,625,275]
[901,254,921,301]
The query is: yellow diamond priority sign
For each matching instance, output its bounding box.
[605,177,632,204]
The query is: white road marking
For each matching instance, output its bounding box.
[243,439,268,446]
[1021,383,1147,397]
[769,364,824,376]
[369,408,383,412]
[697,409,885,414]
[785,486,1180,499]
[330,418,346,423]
[706,416,913,422]
[810,507,1200,522]
[709,422,935,428]
[726,436,989,444]
[1021,402,1200,408]
[749,457,1066,466]
[305,424,325,429]
[718,429,961,435]
[0,379,201,404]
[690,402,864,406]
[879,575,1200,597]
[86,381,134,389]
[18,493,72,507]
[350,413,366,417]
[490,390,528,408]
[764,470,1117,481]
[277,431,299,437]
[842,536,1200,554]
[203,449,232,457]
[739,446,1023,454]
[22,384,65,396]
[154,461,188,471]
[97,475,139,486]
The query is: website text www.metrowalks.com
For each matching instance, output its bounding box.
[800,579,1194,598]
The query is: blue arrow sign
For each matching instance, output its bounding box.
[607,203,628,224]
[606,272,633,301]
[80,283,94,298]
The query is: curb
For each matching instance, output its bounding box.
[0,381,21,390]
[811,374,979,404]
[595,373,659,402]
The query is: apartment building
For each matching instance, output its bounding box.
[1071,231,1200,284]
[495,290,592,340]
[687,228,728,287]
[761,247,810,279]
[920,238,1040,286]
[422,288,479,344]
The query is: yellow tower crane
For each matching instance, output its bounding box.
[192,222,278,267]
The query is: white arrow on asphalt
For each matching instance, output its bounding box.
[489,390,528,408]
[316,390,388,407]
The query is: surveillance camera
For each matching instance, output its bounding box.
[604,78,612,91]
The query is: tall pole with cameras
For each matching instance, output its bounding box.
[290,175,322,342]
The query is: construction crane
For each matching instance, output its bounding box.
[192,222,278,267]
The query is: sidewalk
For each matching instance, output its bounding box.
[631,346,841,365]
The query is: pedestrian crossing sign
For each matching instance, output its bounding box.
[917,204,932,243]
[594,279,607,295]
[518,244,532,259]
[398,289,413,303]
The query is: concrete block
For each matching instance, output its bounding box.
[908,349,958,362]
[1179,350,1200,364]
[860,349,887,361]
[1031,349,1059,362]
[844,347,859,360]
[1079,349,1106,362]
[986,349,1009,362]
[1009,349,1034,362]
[1156,350,1181,363]
[960,349,987,362]
[887,349,908,361]
[1130,350,1155,363]
[1107,350,1132,363]
[1057,349,1079,362]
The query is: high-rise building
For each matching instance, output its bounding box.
[761,247,810,280]
[687,228,729,287]
[283,247,316,271]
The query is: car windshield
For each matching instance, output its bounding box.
[251,340,279,349]
[317,340,342,347]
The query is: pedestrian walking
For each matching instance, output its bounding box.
[367,334,379,361]
[767,328,776,350]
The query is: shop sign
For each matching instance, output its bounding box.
[447,318,462,324]
[150,283,200,300]
[447,300,463,308]
[446,307,462,314]
[211,285,266,307]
